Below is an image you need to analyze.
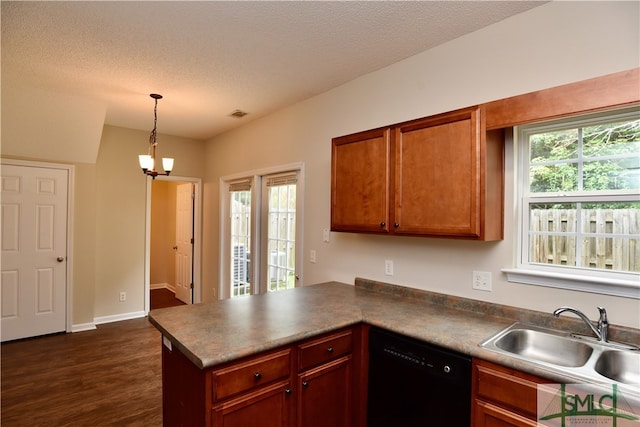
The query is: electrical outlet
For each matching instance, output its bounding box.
[384,260,394,276]
[472,271,492,291]
[310,249,317,263]
[119,291,127,302]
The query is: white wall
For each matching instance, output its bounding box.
[203,2,640,328]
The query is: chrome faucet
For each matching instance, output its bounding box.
[553,306,609,343]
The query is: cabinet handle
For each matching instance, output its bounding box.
[327,347,333,353]
[254,372,262,380]
[394,222,399,228]
[302,381,309,387]
[380,222,385,227]
[285,388,292,395]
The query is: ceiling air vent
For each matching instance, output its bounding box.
[230,110,248,118]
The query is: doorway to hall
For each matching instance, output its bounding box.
[146,176,201,312]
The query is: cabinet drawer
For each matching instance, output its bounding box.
[299,329,353,371]
[475,360,544,419]
[212,349,291,401]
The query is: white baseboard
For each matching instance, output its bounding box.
[93,311,146,325]
[150,282,175,292]
[71,322,97,333]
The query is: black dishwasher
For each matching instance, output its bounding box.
[367,327,472,427]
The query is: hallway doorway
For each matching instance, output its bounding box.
[144,176,201,313]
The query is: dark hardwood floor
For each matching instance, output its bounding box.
[151,288,186,309]
[1,317,163,426]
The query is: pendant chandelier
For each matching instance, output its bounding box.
[138,93,174,179]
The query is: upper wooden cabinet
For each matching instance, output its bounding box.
[331,127,392,233]
[331,106,504,241]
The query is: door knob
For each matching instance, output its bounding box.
[57,257,65,262]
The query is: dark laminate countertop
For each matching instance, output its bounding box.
[148,279,639,385]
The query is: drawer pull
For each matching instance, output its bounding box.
[327,347,334,353]
[254,372,262,380]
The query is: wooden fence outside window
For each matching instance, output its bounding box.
[529,209,640,272]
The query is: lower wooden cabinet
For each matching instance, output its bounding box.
[297,356,352,427]
[161,326,364,427]
[472,358,549,427]
[296,328,356,427]
[212,381,293,427]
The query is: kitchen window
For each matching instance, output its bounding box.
[505,107,640,298]
[220,164,304,299]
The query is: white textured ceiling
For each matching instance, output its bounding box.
[2,1,545,141]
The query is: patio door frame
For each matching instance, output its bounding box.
[219,162,305,300]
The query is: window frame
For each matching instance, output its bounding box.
[219,162,304,300]
[504,107,640,299]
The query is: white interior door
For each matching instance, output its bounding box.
[1,164,68,342]
[174,183,193,304]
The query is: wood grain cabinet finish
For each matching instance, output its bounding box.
[297,356,352,427]
[298,328,353,371]
[331,106,504,240]
[212,381,293,427]
[161,326,364,427]
[331,127,392,233]
[212,349,291,401]
[296,329,355,427]
[472,358,550,427]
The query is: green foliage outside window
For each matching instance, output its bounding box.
[529,118,640,209]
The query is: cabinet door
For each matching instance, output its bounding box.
[297,356,352,427]
[331,128,391,233]
[212,381,292,427]
[474,400,539,427]
[394,107,482,237]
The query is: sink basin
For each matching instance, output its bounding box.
[594,350,640,384]
[494,328,594,367]
[481,323,640,391]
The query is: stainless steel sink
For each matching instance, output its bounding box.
[494,328,593,367]
[481,323,640,392]
[595,350,640,384]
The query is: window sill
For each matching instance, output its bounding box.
[502,268,640,299]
